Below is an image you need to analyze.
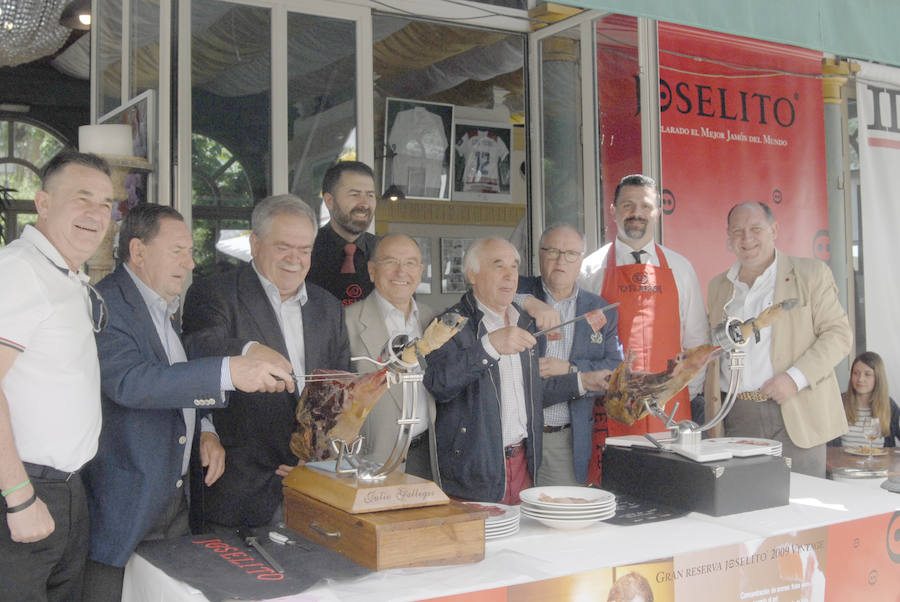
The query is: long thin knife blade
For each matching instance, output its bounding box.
[246,536,284,573]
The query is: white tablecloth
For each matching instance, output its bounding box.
[123,474,899,602]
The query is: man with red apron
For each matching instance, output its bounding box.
[578,175,708,484]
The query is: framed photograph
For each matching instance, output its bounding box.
[441,237,474,294]
[99,89,156,218]
[452,120,512,203]
[412,236,433,295]
[383,98,454,200]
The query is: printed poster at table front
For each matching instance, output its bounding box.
[671,528,828,601]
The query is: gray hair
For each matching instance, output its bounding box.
[538,223,585,253]
[464,237,520,275]
[727,201,775,227]
[251,194,317,239]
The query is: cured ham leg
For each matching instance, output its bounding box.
[399,313,467,365]
[603,344,722,426]
[290,368,389,462]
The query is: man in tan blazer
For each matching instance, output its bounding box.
[704,202,851,477]
[345,233,440,483]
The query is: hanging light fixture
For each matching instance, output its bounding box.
[0,0,72,67]
[382,185,405,202]
[59,0,90,30]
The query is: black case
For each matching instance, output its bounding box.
[602,445,791,516]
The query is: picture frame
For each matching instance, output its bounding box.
[383,98,454,201]
[452,120,512,203]
[99,89,156,217]
[412,236,433,295]
[440,237,474,294]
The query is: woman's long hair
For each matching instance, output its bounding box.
[844,351,891,436]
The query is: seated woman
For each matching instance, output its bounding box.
[830,351,900,448]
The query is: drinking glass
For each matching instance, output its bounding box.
[862,417,882,462]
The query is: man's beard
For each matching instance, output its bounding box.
[333,205,373,235]
[622,218,647,240]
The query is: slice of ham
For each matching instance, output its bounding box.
[584,308,607,332]
[290,368,389,462]
[538,493,593,504]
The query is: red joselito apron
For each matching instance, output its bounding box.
[586,243,691,485]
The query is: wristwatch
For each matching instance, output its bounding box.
[568,364,579,374]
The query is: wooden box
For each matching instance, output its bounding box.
[283,488,486,570]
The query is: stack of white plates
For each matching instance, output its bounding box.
[462,502,521,540]
[714,437,783,457]
[518,486,616,530]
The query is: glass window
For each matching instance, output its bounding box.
[190,0,271,276]
[130,0,160,98]
[191,133,253,277]
[372,14,525,204]
[0,119,66,245]
[848,97,864,351]
[596,15,640,242]
[13,121,65,166]
[286,11,357,218]
[97,0,123,117]
[539,26,583,230]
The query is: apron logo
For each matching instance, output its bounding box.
[632,272,649,284]
[345,284,362,299]
[619,284,663,293]
[590,331,604,345]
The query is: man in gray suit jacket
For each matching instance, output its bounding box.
[183,195,350,529]
[345,233,440,482]
[704,202,851,477]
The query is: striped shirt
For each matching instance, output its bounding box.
[840,407,885,448]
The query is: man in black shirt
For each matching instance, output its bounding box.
[307,161,378,305]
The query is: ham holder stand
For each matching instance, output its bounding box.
[282,330,486,570]
[603,301,798,516]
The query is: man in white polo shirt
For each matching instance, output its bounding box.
[0,151,114,600]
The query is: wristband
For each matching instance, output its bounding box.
[2,478,30,497]
[5,491,37,514]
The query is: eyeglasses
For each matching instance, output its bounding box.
[375,257,422,270]
[37,247,109,333]
[540,247,583,263]
[83,281,109,333]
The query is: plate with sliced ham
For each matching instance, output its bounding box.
[519,486,615,509]
[462,502,520,540]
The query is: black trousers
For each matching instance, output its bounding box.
[0,474,90,602]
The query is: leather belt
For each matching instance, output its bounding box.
[408,431,428,449]
[504,442,525,458]
[543,423,571,433]
[724,391,770,402]
[23,462,77,482]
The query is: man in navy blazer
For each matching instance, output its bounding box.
[517,224,622,485]
[82,204,291,601]
[183,194,351,530]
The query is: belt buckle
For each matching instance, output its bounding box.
[504,443,522,458]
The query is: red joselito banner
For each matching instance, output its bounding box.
[597,18,828,297]
[658,24,827,293]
